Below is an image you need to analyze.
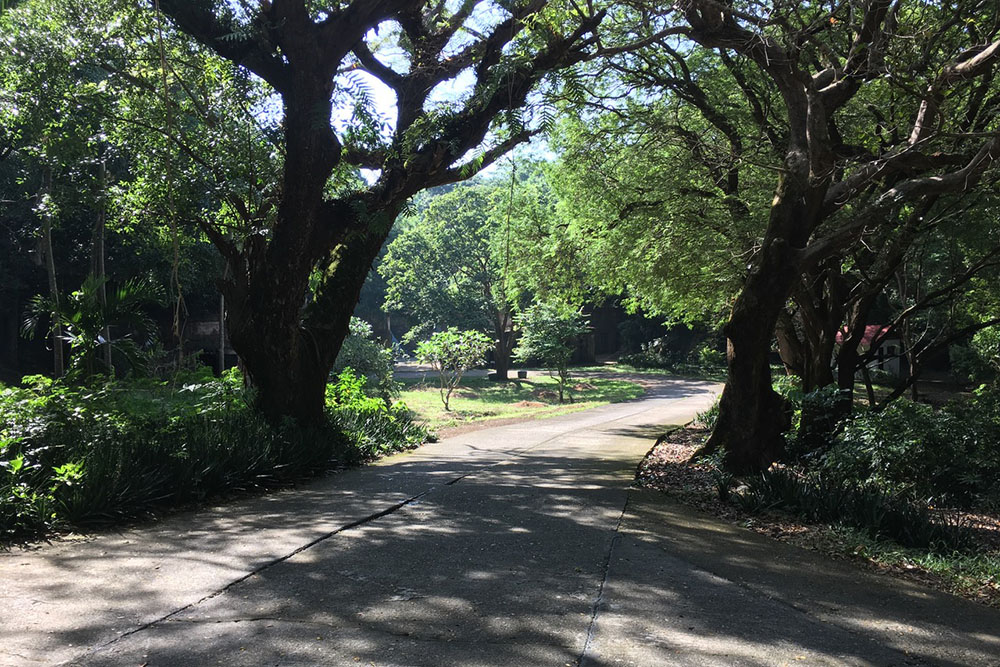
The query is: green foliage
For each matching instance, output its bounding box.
[618,351,678,370]
[380,167,581,360]
[514,301,588,403]
[327,368,425,461]
[787,385,848,461]
[951,329,1000,384]
[825,525,1000,602]
[700,379,1000,554]
[0,368,425,542]
[619,338,726,378]
[548,95,767,326]
[22,274,164,380]
[332,317,398,401]
[416,328,493,411]
[695,399,720,431]
[731,467,970,552]
[823,391,1000,509]
[381,184,502,341]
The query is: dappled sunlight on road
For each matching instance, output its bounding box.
[5,380,999,666]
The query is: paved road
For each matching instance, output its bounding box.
[2,376,999,666]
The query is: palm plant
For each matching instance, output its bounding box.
[22,274,164,379]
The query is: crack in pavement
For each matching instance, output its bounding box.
[163,615,524,645]
[577,490,631,667]
[68,392,698,665]
[70,482,452,664]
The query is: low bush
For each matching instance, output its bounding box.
[0,368,425,542]
[731,467,971,551]
[332,317,399,401]
[619,350,678,370]
[701,378,1000,552]
[822,388,1000,509]
[619,341,726,377]
[695,398,720,430]
[950,330,1000,385]
[327,368,425,459]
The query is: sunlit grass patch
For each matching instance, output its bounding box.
[398,375,644,433]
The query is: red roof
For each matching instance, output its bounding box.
[835,325,893,347]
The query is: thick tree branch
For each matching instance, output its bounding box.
[155,0,288,92]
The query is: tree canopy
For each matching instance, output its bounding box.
[3,0,1000,474]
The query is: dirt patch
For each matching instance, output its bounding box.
[512,400,546,408]
[638,426,1000,608]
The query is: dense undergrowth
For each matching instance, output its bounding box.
[618,341,727,380]
[699,381,1000,553]
[0,367,425,543]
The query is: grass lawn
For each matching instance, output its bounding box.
[573,363,727,382]
[398,374,645,433]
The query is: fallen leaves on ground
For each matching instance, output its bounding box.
[637,426,1000,608]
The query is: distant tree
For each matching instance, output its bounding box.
[416,328,492,411]
[514,301,588,403]
[383,165,590,380]
[382,184,512,372]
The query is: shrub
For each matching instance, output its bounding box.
[619,339,725,377]
[787,384,848,461]
[695,398,720,430]
[332,317,399,400]
[0,368,426,543]
[416,328,493,410]
[951,330,1000,384]
[514,301,589,403]
[327,368,425,460]
[730,467,970,551]
[619,350,676,369]
[822,390,1000,508]
[22,274,163,380]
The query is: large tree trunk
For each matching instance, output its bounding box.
[492,307,515,381]
[697,237,799,472]
[224,216,392,425]
[696,128,828,471]
[215,61,352,425]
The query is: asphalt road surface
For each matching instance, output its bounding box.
[3,376,999,666]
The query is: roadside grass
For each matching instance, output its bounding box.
[399,375,645,433]
[639,426,1000,607]
[572,363,727,382]
[822,525,1000,605]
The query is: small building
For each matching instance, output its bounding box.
[836,325,906,376]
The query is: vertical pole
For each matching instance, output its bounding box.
[218,292,226,375]
[41,163,63,377]
[95,151,112,372]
